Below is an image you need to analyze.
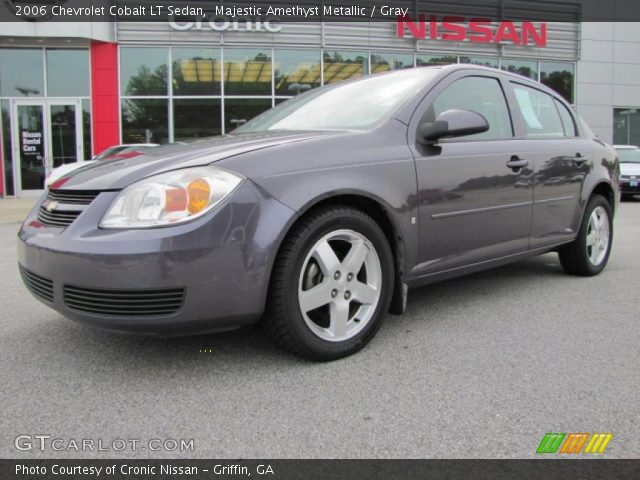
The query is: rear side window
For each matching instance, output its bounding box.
[555,99,577,137]
[512,83,565,138]
[425,76,513,140]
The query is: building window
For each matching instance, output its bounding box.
[121,99,169,144]
[460,56,498,68]
[416,54,458,66]
[323,50,368,84]
[46,49,90,97]
[172,48,221,96]
[0,49,44,97]
[614,108,640,146]
[274,50,321,96]
[224,49,272,96]
[173,99,222,141]
[120,47,168,96]
[370,52,414,73]
[540,62,574,103]
[501,59,537,80]
[225,99,272,133]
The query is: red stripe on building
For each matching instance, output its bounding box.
[90,41,120,156]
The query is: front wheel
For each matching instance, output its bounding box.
[558,194,613,276]
[265,206,394,361]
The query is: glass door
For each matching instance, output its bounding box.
[49,102,82,170]
[12,99,83,195]
[13,101,46,196]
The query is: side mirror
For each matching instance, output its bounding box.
[418,109,489,144]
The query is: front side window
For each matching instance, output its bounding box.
[236,68,436,133]
[512,84,565,138]
[423,76,513,140]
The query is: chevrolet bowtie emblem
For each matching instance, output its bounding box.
[45,201,59,212]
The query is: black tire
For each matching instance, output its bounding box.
[558,194,613,276]
[265,206,394,361]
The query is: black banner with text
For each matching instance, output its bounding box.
[1,459,640,480]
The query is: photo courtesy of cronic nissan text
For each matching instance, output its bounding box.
[0,1,638,479]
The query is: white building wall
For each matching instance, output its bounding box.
[577,22,640,144]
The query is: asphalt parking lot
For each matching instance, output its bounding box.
[1,199,638,459]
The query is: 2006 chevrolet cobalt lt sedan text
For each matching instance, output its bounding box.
[18,65,619,360]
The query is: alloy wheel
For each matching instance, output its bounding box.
[586,206,610,266]
[298,229,382,342]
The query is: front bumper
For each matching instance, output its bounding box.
[17,181,296,335]
[619,179,640,195]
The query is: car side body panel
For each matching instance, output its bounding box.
[218,120,422,281]
[16,65,620,336]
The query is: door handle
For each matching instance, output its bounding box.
[506,156,528,171]
[572,153,588,166]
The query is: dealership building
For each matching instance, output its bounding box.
[1,18,640,197]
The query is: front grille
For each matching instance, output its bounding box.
[37,207,82,228]
[47,190,100,205]
[19,266,54,303]
[64,286,186,317]
[35,190,101,228]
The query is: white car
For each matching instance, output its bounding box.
[614,145,640,198]
[46,144,159,188]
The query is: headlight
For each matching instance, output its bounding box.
[100,166,243,229]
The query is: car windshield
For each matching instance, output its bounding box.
[616,148,640,163]
[234,68,439,133]
[94,146,156,161]
[93,146,128,161]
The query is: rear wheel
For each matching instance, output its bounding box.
[558,194,613,276]
[265,206,394,361]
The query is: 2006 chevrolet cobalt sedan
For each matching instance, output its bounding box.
[19,65,619,360]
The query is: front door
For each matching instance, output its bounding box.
[11,99,84,196]
[409,73,534,275]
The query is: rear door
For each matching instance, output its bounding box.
[409,72,534,275]
[508,82,590,248]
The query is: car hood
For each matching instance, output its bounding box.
[46,160,96,187]
[53,131,337,190]
[620,163,640,176]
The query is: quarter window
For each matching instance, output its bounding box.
[512,84,565,138]
[555,99,577,137]
[425,76,513,140]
